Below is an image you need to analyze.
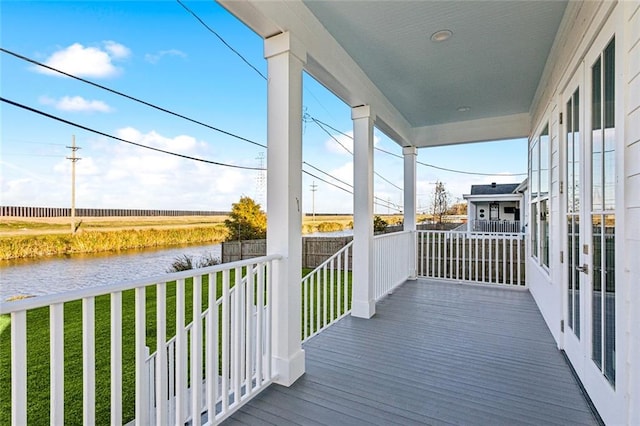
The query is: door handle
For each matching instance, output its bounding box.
[576,264,588,274]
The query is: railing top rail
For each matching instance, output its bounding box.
[373,229,413,241]
[0,254,282,314]
[417,229,524,237]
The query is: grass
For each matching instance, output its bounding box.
[0,267,352,425]
[0,226,228,260]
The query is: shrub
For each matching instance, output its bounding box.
[167,253,221,272]
[316,222,344,232]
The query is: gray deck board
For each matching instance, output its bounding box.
[224,279,598,425]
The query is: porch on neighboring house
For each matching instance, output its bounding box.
[224,279,599,425]
[463,181,527,234]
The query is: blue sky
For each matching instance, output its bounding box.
[1,1,527,214]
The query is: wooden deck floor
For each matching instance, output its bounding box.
[224,279,599,425]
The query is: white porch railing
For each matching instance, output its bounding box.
[471,220,522,233]
[417,231,525,285]
[301,241,353,343]
[373,231,415,300]
[0,255,279,425]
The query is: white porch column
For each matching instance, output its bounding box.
[403,146,417,280]
[467,202,476,232]
[264,31,306,386]
[351,105,376,319]
[403,146,417,231]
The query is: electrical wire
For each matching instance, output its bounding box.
[1,97,265,171]
[177,0,267,81]
[302,169,402,212]
[175,4,405,194]
[307,115,403,191]
[303,163,402,210]
[0,48,267,149]
[310,116,527,177]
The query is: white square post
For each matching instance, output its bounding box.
[403,146,418,280]
[351,105,376,318]
[264,31,306,386]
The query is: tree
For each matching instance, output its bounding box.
[430,181,451,224]
[373,215,388,233]
[447,201,468,215]
[224,196,267,241]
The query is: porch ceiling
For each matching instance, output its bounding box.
[220,0,568,147]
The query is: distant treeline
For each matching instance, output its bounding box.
[1,206,230,218]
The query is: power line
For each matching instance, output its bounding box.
[173,3,404,194]
[416,160,527,177]
[176,0,267,80]
[302,169,402,213]
[310,117,526,177]
[1,97,265,171]
[303,162,402,210]
[308,115,403,191]
[303,161,352,190]
[0,48,267,149]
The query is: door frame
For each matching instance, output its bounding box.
[560,62,588,375]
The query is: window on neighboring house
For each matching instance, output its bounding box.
[529,124,550,268]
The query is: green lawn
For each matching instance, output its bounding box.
[0,267,351,425]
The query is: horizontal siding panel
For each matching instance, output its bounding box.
[628,4,640,49]
[626,174,640,209]
[627,107,640,148]
[629,73,640,113]
[629,41,640,81]
[625,207,640,240]
[626,137,640,176]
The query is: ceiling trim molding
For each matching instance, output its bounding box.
[410,113,530,148]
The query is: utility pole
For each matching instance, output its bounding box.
[310,181,318,222]
[66,135,81,234]
[255,152,266,206]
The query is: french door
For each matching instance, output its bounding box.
[563,68,588,368]
[563,35,617,388]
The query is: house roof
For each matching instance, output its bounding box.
[470,183,520,195]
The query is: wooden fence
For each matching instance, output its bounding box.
[222,237,353,269]
[0,206,228,218]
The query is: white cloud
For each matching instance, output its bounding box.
[324,130,380,155]
[144,49,187,64]
[34,41,131,78]
[39,95,112,113]
[327,162,353,188]
[103,41,131,59]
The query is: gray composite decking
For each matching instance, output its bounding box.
[224,279,599,425]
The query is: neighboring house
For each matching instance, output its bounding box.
[463,180,527,233]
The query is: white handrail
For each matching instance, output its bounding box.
[373,230,415,300]
[301,241,353,343]
[3,255,279,425]
[0,255,281,314]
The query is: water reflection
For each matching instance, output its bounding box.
[0,243,221,300]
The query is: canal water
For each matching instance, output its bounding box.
[0,243,222,301]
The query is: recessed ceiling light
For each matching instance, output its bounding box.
[431,30,452,42]
[457,106,471,112]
